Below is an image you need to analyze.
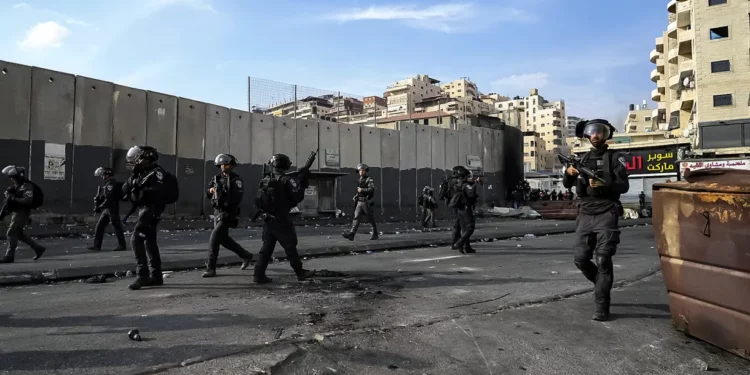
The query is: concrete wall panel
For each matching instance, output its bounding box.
[445,129,459,174]
[339,123,361,206]
[29,67,75,212]
[229,109,253,215]
[72,76,114,213]
[399,123,417,218]
[503,126,524,204]
[430,127,447,218]
[273,116,297,169]
[318,120,340,172]
[204,104,230,216]
[416,125,432,199]
[296,119,319,171]
[0,61,31,175]
[380,129,400,217]
[175,98,206,216]
[458,129,471,168]
[481,128,495,206]
[250,114,273,165]
[112,85,147,182]
[471,127,483,159]
[361,127,382,213]
[146,91,177,215]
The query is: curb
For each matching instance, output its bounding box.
[0,221,650,287]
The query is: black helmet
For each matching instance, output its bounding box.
[452,165,469,177]
[422,186,431,193]
[270,154,292,170]
[356,163,369,172]
[94,167,113,177]
[2,165,25,178]
[126,145,158,165]
[214,153,237,166]
[575,119,616,140]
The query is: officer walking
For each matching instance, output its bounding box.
[203,154,253,278]
[418,186,437,228]
[122,145,173,290]
[448,166,481,254]
[562,119,629,321]
[88,167,127,252]
[0,166,46,263]
[342,163,378,241]
[253,154,315,283]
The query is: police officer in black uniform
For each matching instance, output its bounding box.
[88,167,128,252]
[562,119,629,321]
[0,165,46,263]
[449,166,482,254]
[342,163,378,241]
[253,154,314,284]
[122,145,168,290]
[203,153,253,278]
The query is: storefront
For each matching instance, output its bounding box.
[297,172,349,217]
[679,158,750,179]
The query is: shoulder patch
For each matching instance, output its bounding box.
[155,170,164,180]
[618,156,627,167]
[289,178,297,188]
[24,190,33,198]
[236,180,242,188]
[107,185,113,191]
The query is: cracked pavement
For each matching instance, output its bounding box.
[0,225,747,374]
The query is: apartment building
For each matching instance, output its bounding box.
[651,0,750,155]
[523,131,551,172]
[495,96,526,129]
[441,78,480,100]
[566,116,584,137]
[384,75,442,116]
[624,102,655,133]
[363,96,386,112]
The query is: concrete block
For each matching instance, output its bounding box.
[503,126,524,202]
[29,67,75,213]
[471,127,483,159]
[145,91,178,215]
[445,129,459,174]
[296,118,319,171]
[0,61,31,173]
[273,116,296,169]
[399,123,417,218]
[204,104,230,216]
[112,85,147,182]
[339,123,361,204]
[229,109,253,215]
[361,127,382,212]
[318,120,340,172]
[380,129,400,217]
[72,76,114,213]
[250,113,273,165]
[430,126,447,186]
[176,98,206,217]
[416,125,432,198]
[458,129,471,168]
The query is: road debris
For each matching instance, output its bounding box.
[128,329,142,341]
[448,293,511,309]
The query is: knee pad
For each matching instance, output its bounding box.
[595,255,613,274]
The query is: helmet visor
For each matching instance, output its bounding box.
[583,122,611,140]
[94,167,105,177]
[2,165,17,177]
[126,146,142,163]
[215,154,231,166]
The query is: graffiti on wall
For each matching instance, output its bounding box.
[44,143,66,180]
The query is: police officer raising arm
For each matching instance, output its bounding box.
[0,166,46,263]
[88,167,128,252]
[563,119,629,321]
[203,154,254,278]
[253,154,315,284]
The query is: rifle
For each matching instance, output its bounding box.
[285,149,319,180]
[212,174,224,208]
[251,150,318,222]
[557,154,606,184]
[94,186,103,214]
[251,163,273,222]
[122,170,157,224]
[0,187,16,221]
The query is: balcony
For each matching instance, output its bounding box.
[652,88,661,102]
[678,28,694,47]
[656,57,665,72]
[650,49,660,63]
[680,88,696,108]
[668,0,677,13]
[670,99,682,113]
[669,74,680,89]
[650,68,661,82]
[677,0,692,27]
[658,79,666,92]
[679,60,694,75]
[656,36,664,52]
[658,102,667,110]
[652,108,660,118]
[667,20,678,37]
[667,47,679,63]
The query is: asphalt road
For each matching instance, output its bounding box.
[0,225,746,374]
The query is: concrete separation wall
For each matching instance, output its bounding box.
[416,125,432,201]
[339,123,361,207]
[72,76,114,213]
[29,67,75,213]
[445,130,459,174]
[229,109,253,215]
[176,98,206,217]
[318,120,339,172]
[503,126,524,201]
[380,129,400,217]
[399,123,417,218]
[248,113,273,208]
[0,61,31,177]
[204,104,230,216]
[361,127,382,213]
[112,85,147,183]
[146,91,178,215]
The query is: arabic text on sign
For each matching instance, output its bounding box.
[646,162,675,173]
[647,152,673,163]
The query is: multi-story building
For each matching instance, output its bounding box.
[566,116,584,137]
[363,96,386,112]
[523,131,551,172]
[441,78,479,100]
[651,0,750,156]
[494,96,526,129]
[624,102,655,133]
[384,74,442,116]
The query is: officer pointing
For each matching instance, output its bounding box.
[203,154,253,278]
[88,167,127,252]
[563,119,629,321]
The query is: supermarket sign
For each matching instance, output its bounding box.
[679,159,750,178]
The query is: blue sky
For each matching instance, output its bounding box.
[1,0,668,128]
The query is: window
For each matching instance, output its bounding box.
[530,151,535,156]
[524,152,530,157]
[645,117,652,121]
[713,94,733,106]
[523,142,529,147]
[530,141,535,146]
[710,26,729,40]
[708,0,727,5]
[711,60,731,73]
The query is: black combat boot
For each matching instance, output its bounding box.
[0,249,15,263]
[87,246,101,251]
[32,246,46,260]
[592,304,610,321]
[296,269,315,281]
[146,272,164,286]
[463,244,476,254]
[452,243,466,254]
[342,232,355,241]
[128,277,150,290]
[202,269,217,278]
[241,255,253,270]
[369,226,379,240]
[254,275,272,284]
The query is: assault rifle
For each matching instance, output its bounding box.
[94,186,104,214]
[251,149,318,222]
[0,187,16,221]
[212,174,225,208]
[557,154,606,184]
[122,170,157,224]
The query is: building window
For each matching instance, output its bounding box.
[530,141,535,146]
[713,94,733,107]
[711,60,731,73]
[524,152,530,157]
[530,151,535,156]
[523,142,529,147]
[709,26,729,40]
[645,117,652,121]
[708,0,727,5]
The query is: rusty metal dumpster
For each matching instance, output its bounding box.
[652,168,750,360]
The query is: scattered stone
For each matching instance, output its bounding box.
[313,333,325,342]
[691,358,709,371]
[551,271,559,275]
[85,275,108,284]
[387,364,399,370]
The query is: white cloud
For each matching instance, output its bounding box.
[147,0,216,13]
[328,3,533,33]
[65,19,90,27]
[19,22,72,49]
[12,2,29,9]
[491,72,549,92]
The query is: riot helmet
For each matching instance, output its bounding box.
[214,153,237,167]
[2,165,25,179]
[575,119,615,141]
[422,186,431,193]
[94,167,113,177]
[356,163,369,172]
[126,145,158,165]
[270,154,292,170]
[452,165,470,178]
